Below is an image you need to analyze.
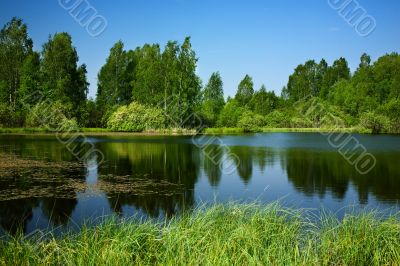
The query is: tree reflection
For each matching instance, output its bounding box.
[41,198,78,226]
[203,145,223,187]
[99,142,200,218]
[229,146,253,184]
[0,198,38,235]
[282,149,349,199]
[282,149,400,204]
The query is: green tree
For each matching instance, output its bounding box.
[175,37,202,127]
[217,98,244,127]
[41,32,88,124]
[320,57,351,98]
[97,41,133,124]
[161,41,180,112]
[286,60,318,101]
[250,85,278,116]
[0,17,33,108]
[237,110,265,132]
[19,51,41,105]
[235,75,254,107]
[201,72,225,126]
[132,44,163,106]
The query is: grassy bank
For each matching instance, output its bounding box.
[1,203,399,265]
[0,127,386,135]
[204,127,368,134]
[0,127,197,135]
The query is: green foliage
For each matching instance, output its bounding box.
[290,116,313,128]
[201,72,225,126]
[249,85,278,116]
[1,203,399,265]
[97,37,201,128]
[203,127,245,134]
[0,17,33,108]
[264,110,291,128]
[97,41,133,109]
[237,111,265,132]
[107,102,165,132]
[0,103,13,127]
[41,32,88,124]
[26,101,78,131]
[378,98,400,133]
[359,112,391,134]
[217,99,244,128]
[235,75,254,107]
[82,99,102,128]
[0,17,399,133]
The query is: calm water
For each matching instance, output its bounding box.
[0,133,399,235]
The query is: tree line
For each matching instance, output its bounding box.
[0,18,399,133]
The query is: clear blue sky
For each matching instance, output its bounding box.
[1,0,399,99]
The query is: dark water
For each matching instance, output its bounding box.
[0,133,399,235]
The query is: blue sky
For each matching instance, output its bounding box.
[1,0,399,99]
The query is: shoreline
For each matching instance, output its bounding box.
[0,127,385,136]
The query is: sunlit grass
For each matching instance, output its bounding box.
[260,127,360,133]
[204,128,245,134]
[0,127,52,133]
[0,127,381,135]
[1,203,399,265]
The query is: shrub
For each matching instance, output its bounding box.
[26,101,78,131]
[217,99,244,128]
[359,112,391,134]
[237,111,265,132]
[290,116,313,128]
[107,102,165,132]
[0,103,12,127]
[378,99,400,133]
[264,110,291,128]
[0,103,26,127]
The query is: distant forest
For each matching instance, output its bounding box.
[0,18,399,133]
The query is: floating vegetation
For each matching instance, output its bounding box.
[0,153,186,201]
[95,174,185,197]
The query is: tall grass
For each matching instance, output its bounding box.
[1,203,399,265]
[204,128,245,134]
[0,127,52,134]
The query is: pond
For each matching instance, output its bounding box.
[0,133,399,235]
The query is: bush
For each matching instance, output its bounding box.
[264,111,291,128]
[26,101,78,131]
[237,111,265,132]
[359,112,391,134]
[290,116,313,128]
[0,103,25,127]
[0,103,12,127]
[378,99,400,133]
[107,102,165,132]
[217,99,244,128]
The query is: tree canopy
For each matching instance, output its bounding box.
[0,17,399,134]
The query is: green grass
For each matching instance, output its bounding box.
[0,127,383,135]
[0,127,52,134]
[204,127,245,134]
[204,127,370,134]
[260,127,360,133]
[0,127,198,135]
[1,203,399,265]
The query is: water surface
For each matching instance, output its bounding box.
[0,133,399,235]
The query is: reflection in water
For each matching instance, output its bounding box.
[41,198,78,226]
[203,146,223,187]
[0,199,38,235]
[100,142,200,217]
[0,134,399,235]
[230,146,253,184]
